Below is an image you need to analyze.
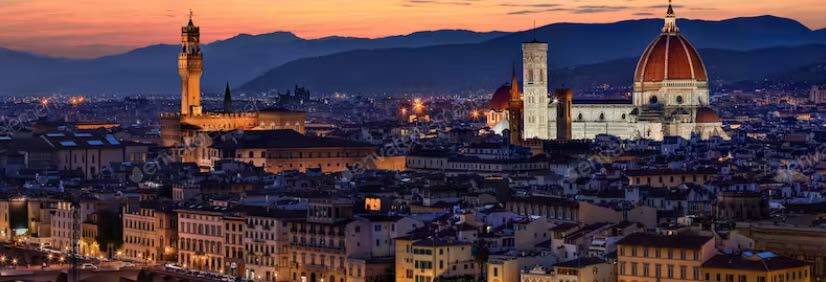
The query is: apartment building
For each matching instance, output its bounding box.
[395,237,478,282]
[121,200,177,263]
[616,233,716,282]
[177,206,228,273]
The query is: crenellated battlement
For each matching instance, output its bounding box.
[205,111,258,118]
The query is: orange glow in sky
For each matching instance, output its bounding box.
[1,0,824,58]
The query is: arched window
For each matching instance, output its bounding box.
[622,113,627,120]
[649,95,659,104]
[599,113,605,121]
[676,96,684,104]
[248,151,254,158]
[577,113,583,121]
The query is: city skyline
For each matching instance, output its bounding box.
[2,0,825,58]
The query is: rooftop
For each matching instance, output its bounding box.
[616,233,712,249]
[702,252,809,272]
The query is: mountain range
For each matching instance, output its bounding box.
[2,15,826,96]
[240,15,826,95]
[0,30,505,96]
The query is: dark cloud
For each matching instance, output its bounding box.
[573,5,629,14]
[501,3,562,8]
[646,4,685,9]
[689,7,718,11]
[507,7,570,15]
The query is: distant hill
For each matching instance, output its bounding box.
[3,15,826,96]
[241,16,826,95]
[550,44,826,91]
[242,44,826,95]
[0,30,505,96]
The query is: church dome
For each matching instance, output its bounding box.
[488,84,511,111]
[634,4,707,83]
[695,107,721,123]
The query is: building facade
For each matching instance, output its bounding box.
[701,252,812,282]
[159,17,307,155]
[616,233,716,282]
[121,201,177,263]
[521,4,728,141]
[177,208,227,273]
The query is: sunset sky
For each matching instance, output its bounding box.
[2,0,824,58]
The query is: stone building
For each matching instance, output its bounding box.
[714,191,769,221]
[176,206,228,273]
[522,3,728,141]
[616,233,716,282]
[505,195,579,223]
[701,252,812,282]
[286,199,354,282]
[394,237,478,282]
[159,17,307,161]
[121,200,177,263]
[209,129,378,174]
[737,215,826,281]
[242,207,304,282]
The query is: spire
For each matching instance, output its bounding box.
[188,9,195,26]
[223,82,232,113]
[662,0,679,34]
[510,64,520,101]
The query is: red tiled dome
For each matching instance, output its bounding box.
[635,34,707,83]
[695,107,721,123]
[488,84,511,111]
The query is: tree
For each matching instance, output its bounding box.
[472,239,490,281]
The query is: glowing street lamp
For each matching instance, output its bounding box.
[412,98,424,113]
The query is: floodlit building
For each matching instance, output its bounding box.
[121,200,177,263]
[521,3,728,141]
[159,17,307,163]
